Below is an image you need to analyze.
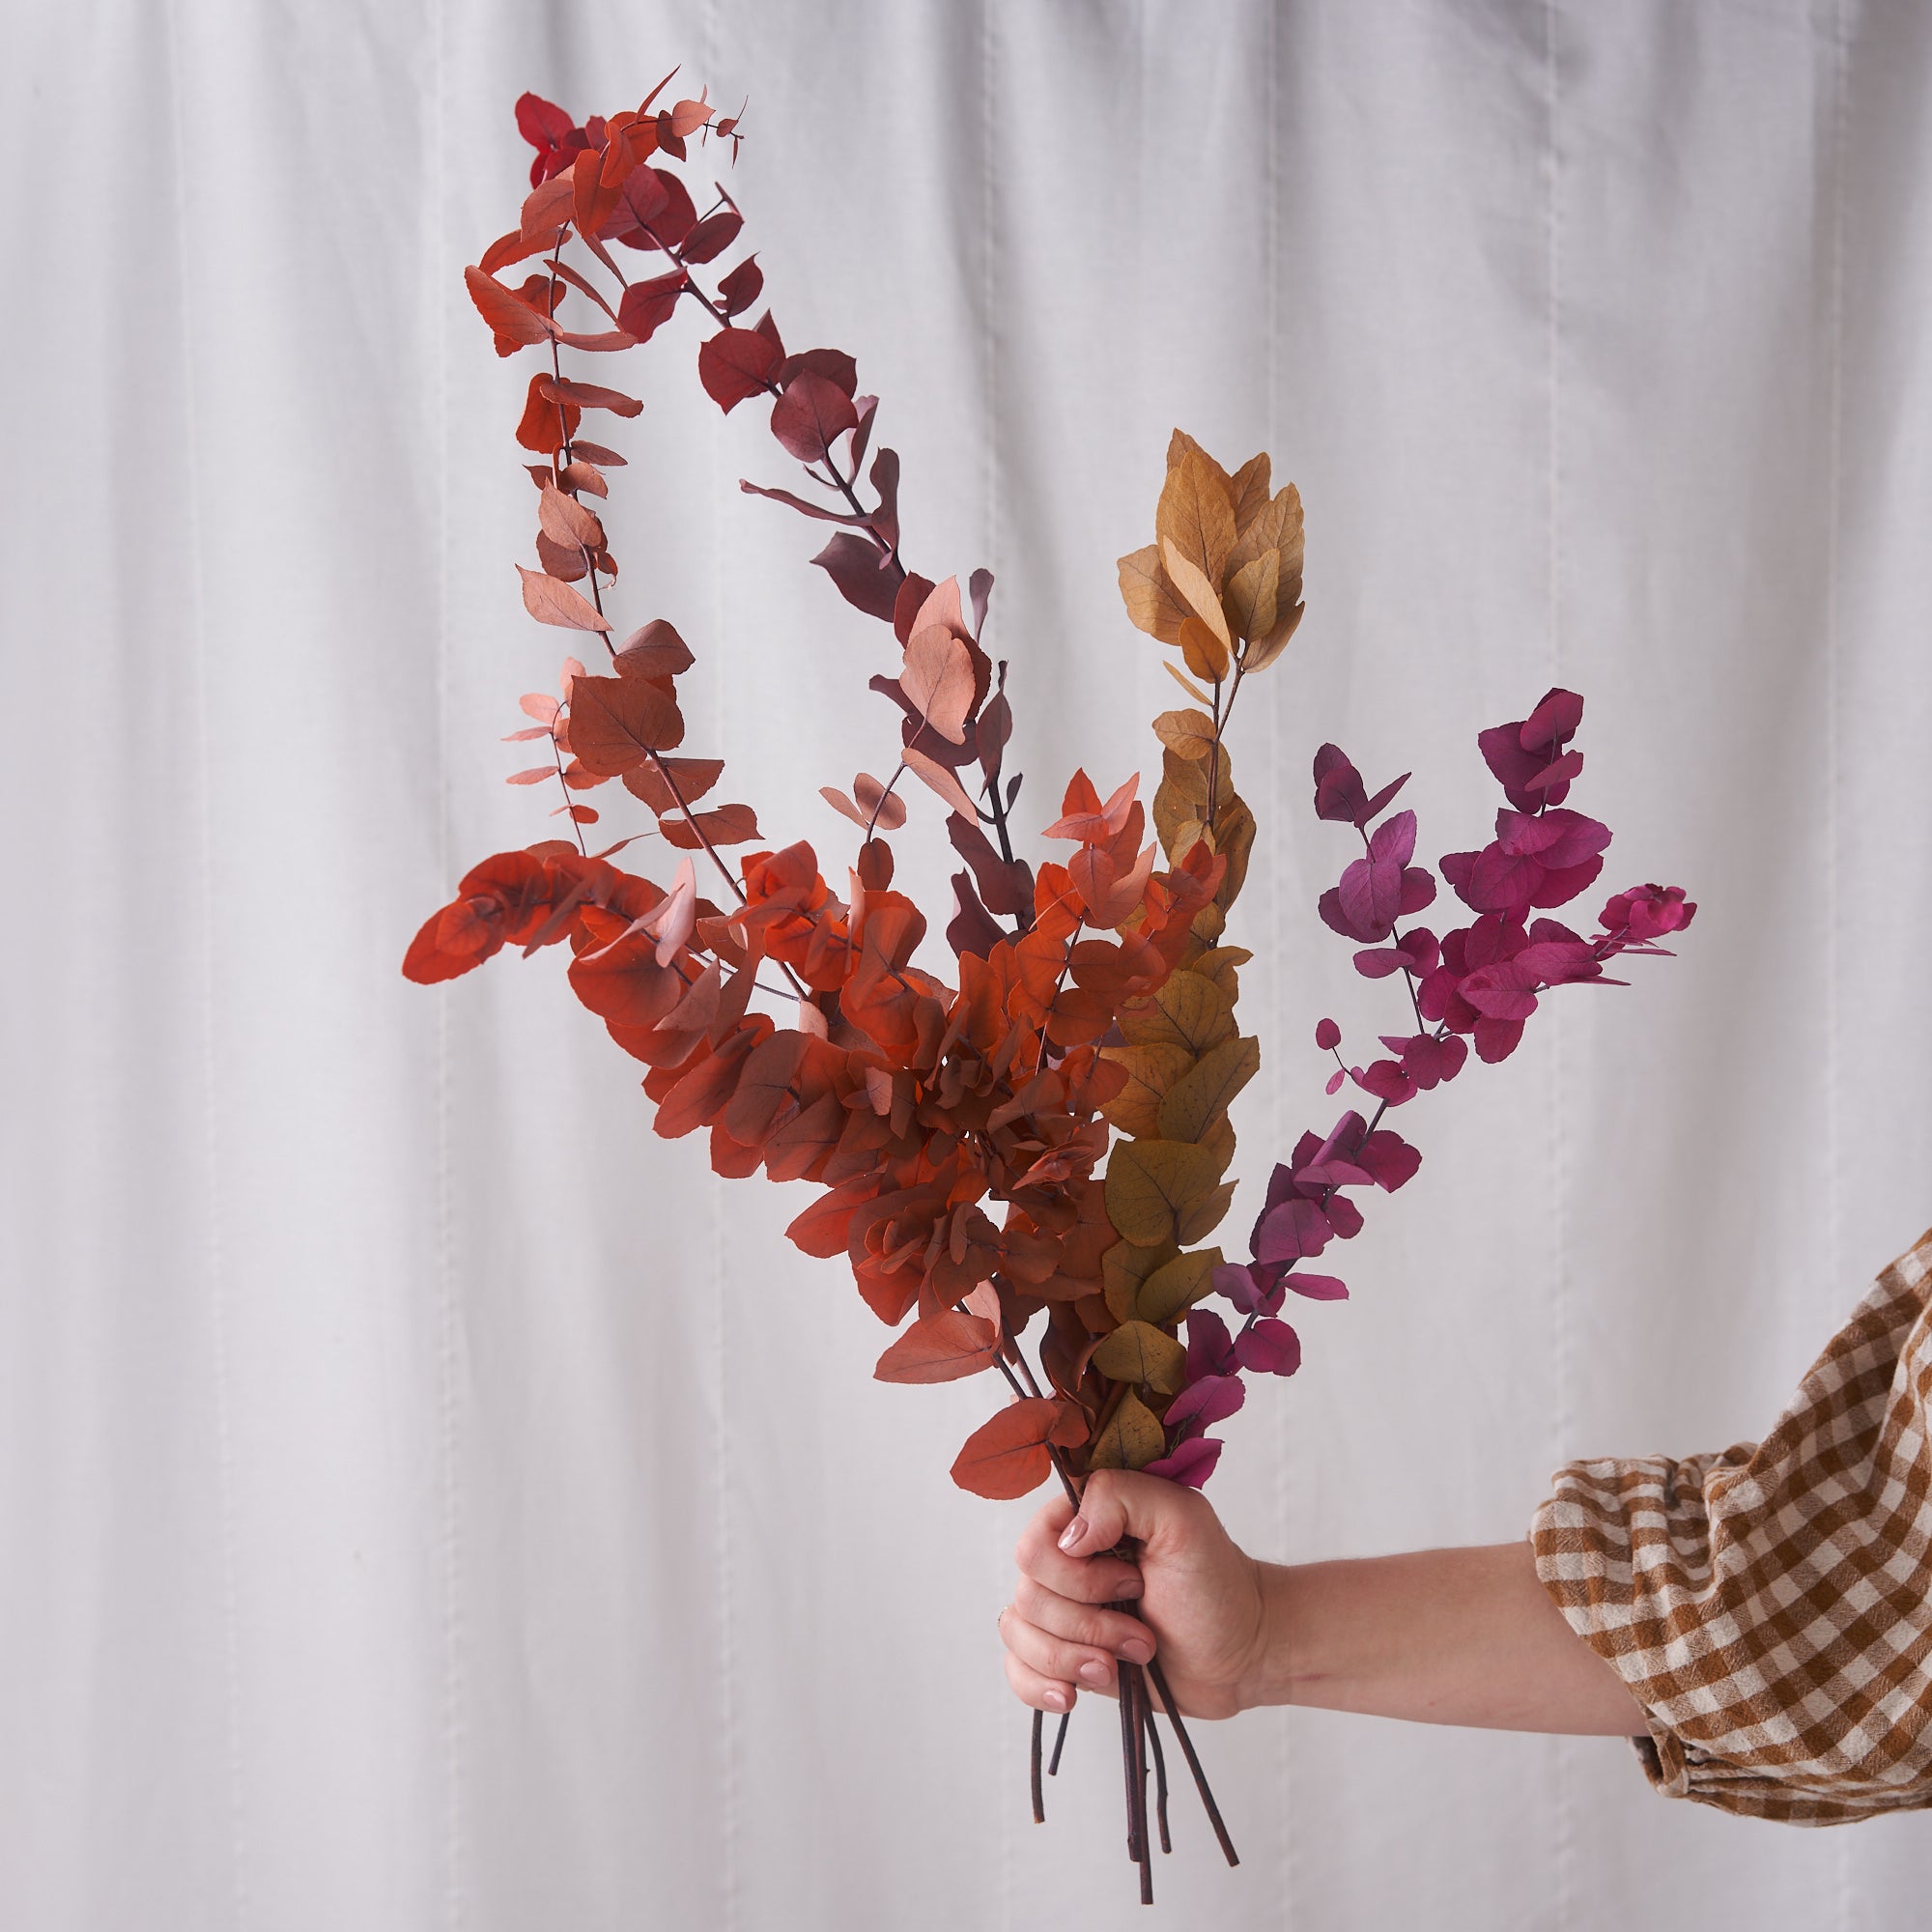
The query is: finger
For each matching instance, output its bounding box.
[1016,1511,1144,1605]
[1056,1468,1208,1562]
[1014,1577,1157,1665]
[1002,1604,1125,1692]
[1003,1647,1076,1715]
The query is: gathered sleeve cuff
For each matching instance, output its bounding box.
[1531,1229,1932,1825]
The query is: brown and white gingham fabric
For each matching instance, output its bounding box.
[1532,1227,1932,1824]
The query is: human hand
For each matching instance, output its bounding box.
[998,1470,1268,1721]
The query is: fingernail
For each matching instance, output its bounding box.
[1043,1687,1069,1713]
[1114,1575,1143,1599]
[1078,1659,1112,1688]
[1119,1637,1153,1665]
[1058,1516,1089,1553]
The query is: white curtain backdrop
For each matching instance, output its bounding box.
[6,1,1932,1925]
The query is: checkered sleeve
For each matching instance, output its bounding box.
[1532,1229,1932,1824]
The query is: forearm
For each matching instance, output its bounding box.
[1241,1541,1647,1736]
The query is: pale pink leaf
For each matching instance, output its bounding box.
[517,565,611,632]
[901,628,975,744]
[902,746,979,820]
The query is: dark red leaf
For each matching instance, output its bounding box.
[655,1023,766,1140]
[770,372,859,464]
[567,673,685,774]
[697,327,781,412]
[660,803,760,849]
[874,1310,1000,1384]
[610,165,696,250]
[567,928,686,1027]
[777,349,860,397]
[950,1399,1076,1500]
[811,531,900,620]
[717,254,764,316]
[893,573,938,645]
[616,270,688,343]
[615,618,696,680]
[681,208,744,263]
[946,871,1005,959]
[465,265,553,350]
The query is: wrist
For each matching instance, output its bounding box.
[1234,1558,1306,1712]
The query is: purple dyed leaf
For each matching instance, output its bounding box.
[1350,1059,1415,1105]
[1496,808,1609,870]
[1459,962,1542,1022]
[1255,1196,1333,1264]
[1212,1262,1264,1314]
[1525,750,1584,791]
[1399,1031,1467,1090]
[1356,1129,1422,1192]
[1186,1308,1238,1381]
[1368,810,1417,867]
[1473,1016,1525,1063]
[1236,1319,1302,1377]
[1529,855,1605,910]
[1313,744,1368,824]
[1165,1373,1246,1433]
[1324,1192,1366,1238]
[1359,771,1410,824]
[1285,1272,1350,1300]
[1337,856,1404,940]
[1398,867,1437,915]
[1520,687,1584,753]
[1513,939,1601,984]
[1297,1157,1376,1189]
[1352,947,1408,980]
[1144,1436,1223,1489]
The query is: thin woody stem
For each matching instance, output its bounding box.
[1143,1655,1238,1868]
[1203,662,1246,836]
[1116,1649,1141,1865]
[1030,916,1087,1077]
[541,233,614,653]
[550,725,589,858]
[1130,1663,1152,1903]
[977,668,1033,935]
[862,761,908,841]
[1143,1698,1171,1855]
[639,219,910,585]
[641,748,810,1001]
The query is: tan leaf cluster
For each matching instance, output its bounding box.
[1080,942,1259,1465]
[1081,432,1297,1468]
[1117,431,1306,679]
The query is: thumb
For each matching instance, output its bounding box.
[1058,1469,1202,1561]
